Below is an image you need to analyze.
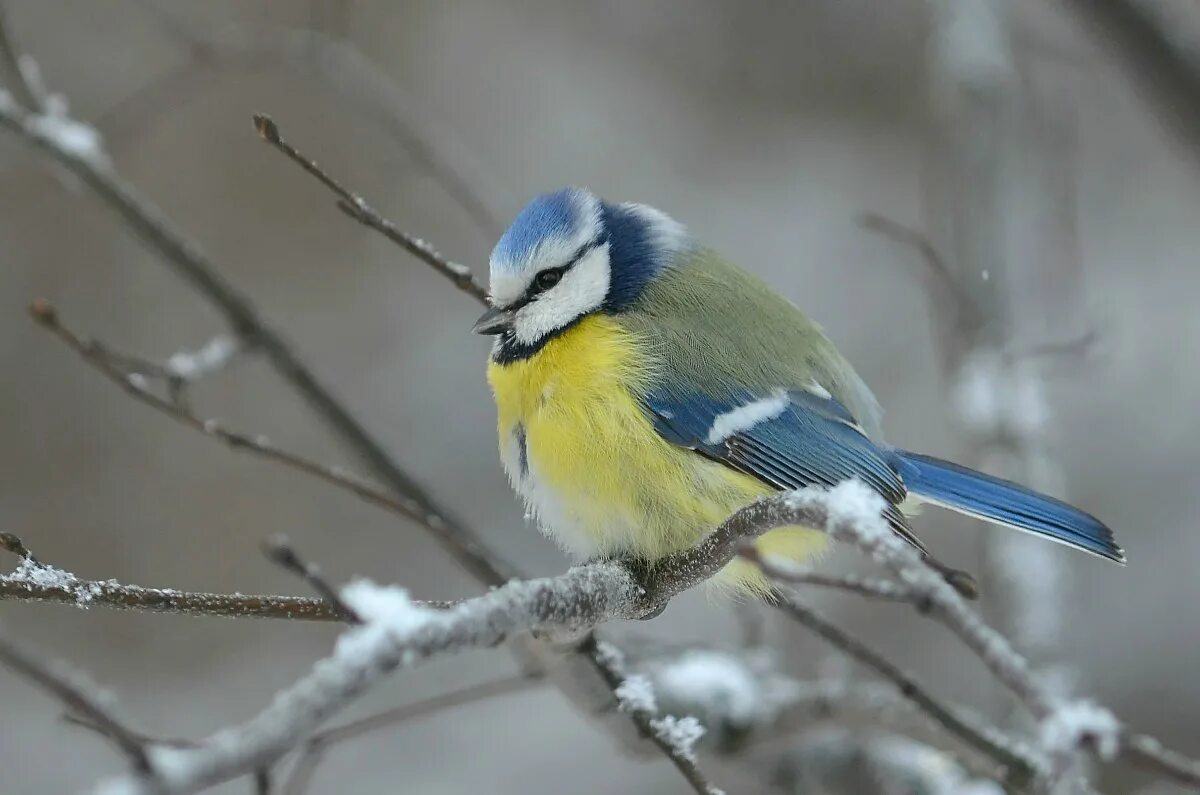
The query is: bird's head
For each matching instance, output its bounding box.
[474,187,689,360]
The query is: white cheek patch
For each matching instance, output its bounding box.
[489,191,603,307]
[512,246,611,345]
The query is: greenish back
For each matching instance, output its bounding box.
[620,246,885,440]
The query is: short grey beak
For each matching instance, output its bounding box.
[472,306,512,335]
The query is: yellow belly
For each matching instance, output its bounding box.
[486,315,827,595]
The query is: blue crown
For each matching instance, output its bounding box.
[491,188,592,271]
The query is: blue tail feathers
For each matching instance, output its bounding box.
[892,450,1125,563]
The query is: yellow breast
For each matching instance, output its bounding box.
[486,314,827,593]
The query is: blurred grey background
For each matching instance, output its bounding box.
[1,1,1197,793]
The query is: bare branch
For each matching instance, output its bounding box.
[739,547,915,605]
[26,300,466,545]
[0,3,49,112]
[252,114,489,304]
[64,713,193,752]
[772,595,1041,786]
[0,630,149,769]
[262,535,362,624]
[859,212,984,372]
[0,87,514,591]
[1122,731,1200,789]
[859,213,979,322]
[0,530,40,564]
[111,8,501,236]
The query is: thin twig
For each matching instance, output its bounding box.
[111,10,502,236]
[262,535,361,624]
[860,212,982,333]
[0,530,40,564]
[284,674,542,795]
[26,300,460,539]
[1122,731,1200,789]
[0,531,444,621]
[0,3,48,111]
[739,547,915,604]
[0,90,513,590]
[1,544,340,622]
[0,630,150,769]
[251,114,489,304]
[772,595,1041,786]
[64,713,194,751]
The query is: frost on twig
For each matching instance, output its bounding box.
[1,530,341,621]
[163,334,241,381]
[586,639,719,794]
[613,674,706,763]
[1,532,114,608]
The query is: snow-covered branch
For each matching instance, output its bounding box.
[91,570,638,794]
[750,482,1200,790]
[83,485,1015,795]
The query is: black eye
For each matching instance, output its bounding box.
[534,268,563,291]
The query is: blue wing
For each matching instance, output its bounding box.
[644,386,927,552]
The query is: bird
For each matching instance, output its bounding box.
[475,187,1124,596]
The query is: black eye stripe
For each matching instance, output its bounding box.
[512,232,610,307]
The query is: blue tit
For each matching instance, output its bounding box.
[475,188,1124,595]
